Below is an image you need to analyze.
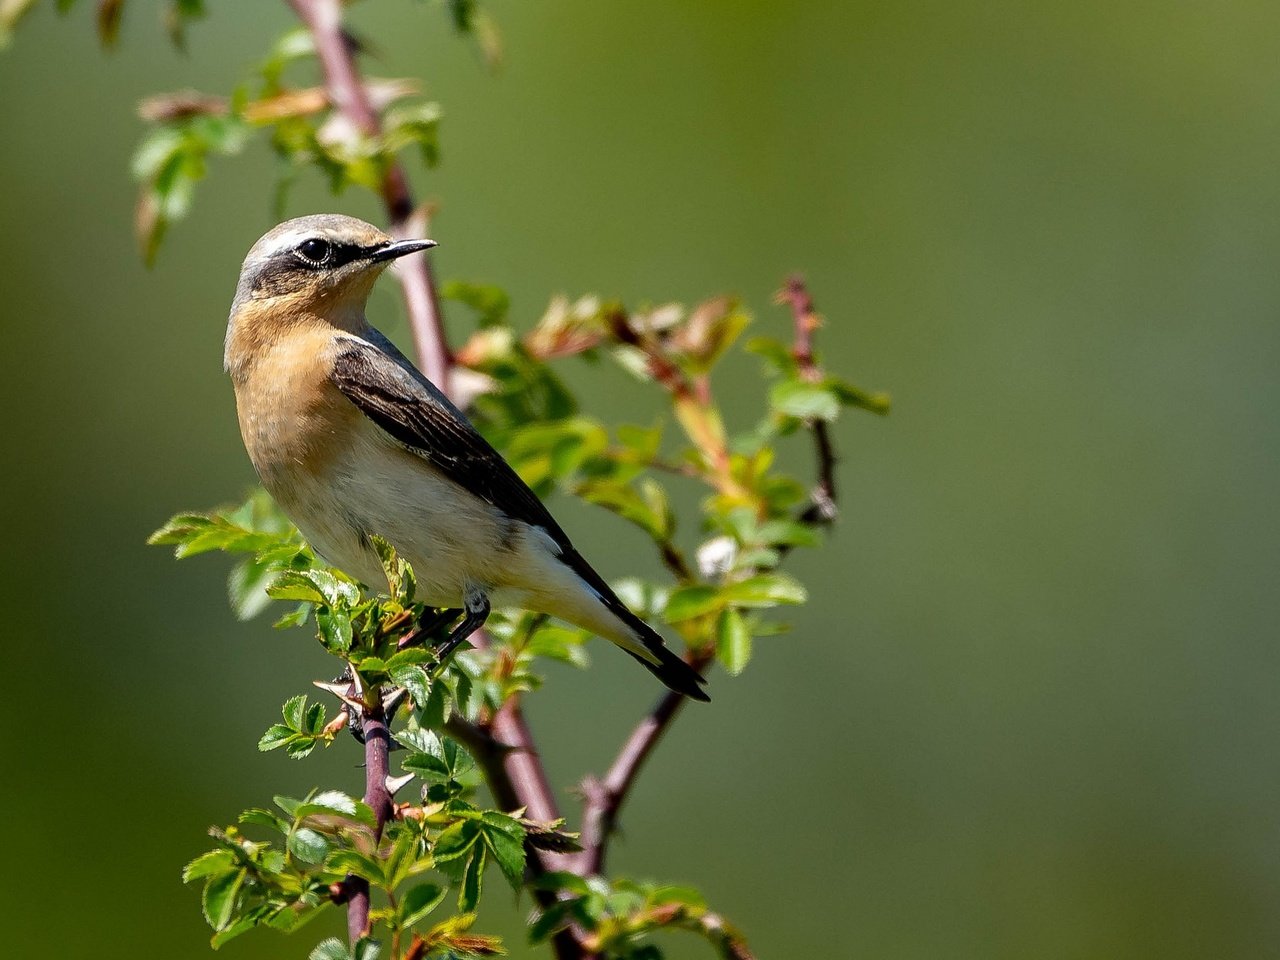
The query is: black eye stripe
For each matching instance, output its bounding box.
[293,239,368,269]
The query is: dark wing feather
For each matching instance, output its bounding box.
[330,334,571,546]
[331,333,709,702]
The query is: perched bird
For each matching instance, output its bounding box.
[225,214,708,701]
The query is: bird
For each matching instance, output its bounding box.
[224,214,709,701]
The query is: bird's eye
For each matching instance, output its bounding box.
[297,238,332,264]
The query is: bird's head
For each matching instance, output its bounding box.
[226,214,435,360]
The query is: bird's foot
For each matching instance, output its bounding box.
[432,587,490,666]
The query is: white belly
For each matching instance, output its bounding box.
[269,419,516,606]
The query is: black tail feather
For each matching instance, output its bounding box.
[558,547,711,702]
[625,645,711,702]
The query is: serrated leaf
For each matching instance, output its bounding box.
[282,695,307,730]
[269,572,327,605]
[288,827,330,864]
[238,808,287,832]
[391,663,432,705]
[258,724,295,752]
[316,608,353,652]
[300,790,366,820]
[182,849,234,883]
[458,845,485,912]
[481,817,525,888]
[400,882,447,928]
[309,938,350,960]
[304,700,326,735]
[326,850,385,885]
[403,751,450,779]
[432,820,480,863]
[202,868,245,931]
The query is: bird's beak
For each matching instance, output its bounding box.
[370,238,438,262]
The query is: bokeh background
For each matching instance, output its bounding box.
[3,1,1279,957]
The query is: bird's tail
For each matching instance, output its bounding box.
[623,640,711,702]
[559,548,711,702]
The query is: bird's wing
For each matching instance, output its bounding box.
[329,333,573,546]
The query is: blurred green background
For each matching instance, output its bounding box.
[3,1,1279,957]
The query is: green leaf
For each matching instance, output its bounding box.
[326,850,386,885]
[770,379,840,421]
[716,607,752,675]
[268,572,326,605]
[432,820,480,863]
[202,868,246,931]
[282,694,307,731]
[391,663,432,705]
[315,608,353,653]
[228,557,276,620]
[352,937,381,960]
[209,913,259,949]
[663,584,724,623]
[481,815,526,888]
[458,845,485,912]
[400,882,447,928]
[238,808,287,832]
[274,603,311,630]
[403,751,450,779]
[649,884,707,907]
[258,724,295,752]
[297,790,374,824]
[285,737,319,760]
[288,827,330,864]
[309,938,350,960]
[830,377,892,415]
[722,572,807,608]
[182,849,234,883]
[304,699,326,734]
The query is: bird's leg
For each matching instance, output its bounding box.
[432,586,490,664]
[397,606,464,650]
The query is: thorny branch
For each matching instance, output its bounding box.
[346,700,393,942]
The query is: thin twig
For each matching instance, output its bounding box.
[779,274,839,527]
[286,0,450,394]
[575,648,714,877]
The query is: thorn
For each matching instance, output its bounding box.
[383,687,409,714]
[312,680,364,710]
[385,772,416,796]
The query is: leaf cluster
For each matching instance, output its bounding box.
[531,874,752,960]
